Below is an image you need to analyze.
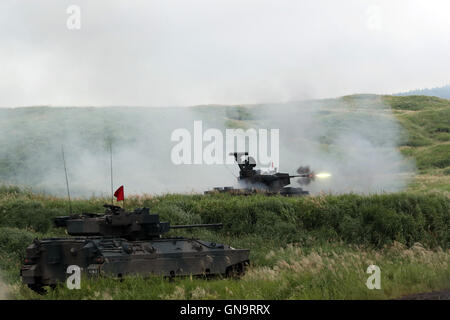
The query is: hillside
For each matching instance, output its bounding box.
[383,95,450,194]
[0,94,448,196]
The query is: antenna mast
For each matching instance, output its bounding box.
[110,142,114,206]
[61,146,73,215]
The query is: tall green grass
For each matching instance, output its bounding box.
[1,188,448,249]
[11,242,450,300]
[0,187,448,299]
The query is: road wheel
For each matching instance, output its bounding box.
[226,263,244,278]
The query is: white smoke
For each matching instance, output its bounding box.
[258,96,416,193]
[0,95,415,196]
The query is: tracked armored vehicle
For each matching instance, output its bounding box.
[206,152,313,196]
[21,204,250,293]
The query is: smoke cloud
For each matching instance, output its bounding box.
[0,95,415,197]
[256,96,416,193]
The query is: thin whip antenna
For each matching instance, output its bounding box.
[110,142,114,206]
[61,146,73,215]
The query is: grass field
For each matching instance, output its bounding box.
[0,189,449,299]
[11,242,450,300]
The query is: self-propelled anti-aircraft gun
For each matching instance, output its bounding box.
[206,152,315,196]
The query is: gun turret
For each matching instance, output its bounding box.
[53,205,222,240]
[227,153,316,192]
[229,153,297,191]
[205,153,313,196]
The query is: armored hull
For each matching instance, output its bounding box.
[21,237,249,291]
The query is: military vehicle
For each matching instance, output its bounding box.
[20,204,250,293]
[206,152,314,196]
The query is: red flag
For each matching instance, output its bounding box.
[114,185,124,201]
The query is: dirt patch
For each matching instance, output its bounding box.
[398,289,450,300]
[0,279,9,300]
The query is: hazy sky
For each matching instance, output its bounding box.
[1,0,449,107]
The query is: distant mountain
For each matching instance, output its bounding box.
[394,85,450,99]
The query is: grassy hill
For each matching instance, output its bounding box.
[383,95,450,194]
[0,94,448,196]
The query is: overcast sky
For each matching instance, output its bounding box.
[1,0,449,107]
